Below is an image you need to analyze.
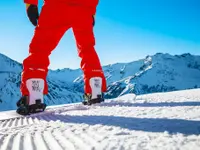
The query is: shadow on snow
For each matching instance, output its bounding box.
[41,113,200,136]
[100,101,200,108]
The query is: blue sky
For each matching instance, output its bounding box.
[0,0,199,70]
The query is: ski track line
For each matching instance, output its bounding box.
[11,133,23,150]
[0,120,9,128]
[43,130,64,150]
[52,129,76,150]
[22,117,28,126]
[0,134,14,150]
[23,132,35,150]
[34,131,50,150]
[64,129,91,150]
[11,118,18,128]
[75,130,99,149]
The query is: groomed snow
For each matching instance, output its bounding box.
[0,88,200,150]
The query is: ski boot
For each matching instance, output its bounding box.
[16,96,46,115]
[82,77,105,105]
[16,96,30,115]
[82,93,104,105]
[16,78,47,115]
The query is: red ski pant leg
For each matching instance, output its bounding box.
[21,3,69,96]
[72,7,107,94]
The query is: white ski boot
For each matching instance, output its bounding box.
[82,77,104,105]
[16,78,46,115]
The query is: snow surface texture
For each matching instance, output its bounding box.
[0,52,200,111]
[0,89,200,150]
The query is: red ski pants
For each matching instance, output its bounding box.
[21,2,107,96]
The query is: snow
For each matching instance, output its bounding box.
[0,88,200,150]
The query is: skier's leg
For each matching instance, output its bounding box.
[72,7,107,104]
[18,3,70,113]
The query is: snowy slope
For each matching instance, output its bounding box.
[0,89,200,150]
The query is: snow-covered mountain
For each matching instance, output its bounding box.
[0,88,200,150]
[104,53,200,98]
[0,52,200,111]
